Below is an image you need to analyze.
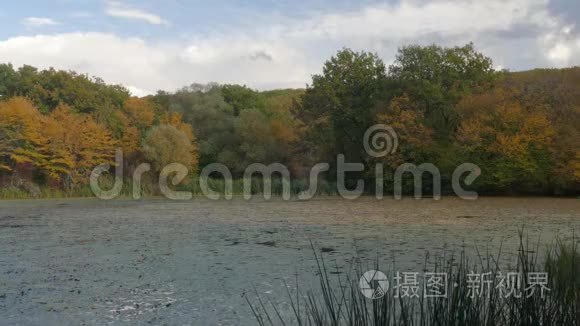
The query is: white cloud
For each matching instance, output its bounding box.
[127,85,151,97]
[299,0,544,40]
[22,17,59,27]
[540,24,580,67]
[105,1,169,25]
[2,0,579,95]
[547,43,572,63]
[0,32,307,94]
[562,25,574,35]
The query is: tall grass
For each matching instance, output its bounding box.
[0,187,30,199]
[0,185,105,200]
[0,175,133,200]
[0,176,339,199]
[247,234,580,325]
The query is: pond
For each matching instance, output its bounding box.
[0,197,578,325]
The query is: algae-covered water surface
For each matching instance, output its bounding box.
[0,198,578,325]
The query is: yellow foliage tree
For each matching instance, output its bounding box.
[160,112,199,171]
[0,97,47,172]
[113,111,141,154]
[457,88,556,187]
[42,104,116,185]
[376,95,434,168]
[123,97,155,130]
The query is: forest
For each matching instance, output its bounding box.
[0,43,578,197]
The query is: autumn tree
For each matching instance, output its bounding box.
[142,125,198,174]
[112,111,141,154]
[42,104,116,186]
[456,88,556,192]
[0,55,578,196]
[263,89,302,145]
[375,95,434,169]
[106,97,158,155]
[502,68,580,192]
[123,97,156,130]
[0,97,47,172]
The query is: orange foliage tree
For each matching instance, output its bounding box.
[0,97,47,172]
[42,104,116,185]
[113,111,141,154]
[123,97,155,130]
[109,97,158,155]
[376,95,434,168]
[457,88,556,190]
[159,112,199,172]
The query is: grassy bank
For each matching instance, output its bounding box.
[0,186,95,199]
[0,177,341,200]
[2,176,577,200]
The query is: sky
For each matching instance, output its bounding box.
[0,0,579,96]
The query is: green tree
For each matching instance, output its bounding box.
[152,85,232,169]
[299,48,389,165]
[222,84,266,115]
[389,43,497,135]
[0,64,19,98]
[0,64,130,118]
